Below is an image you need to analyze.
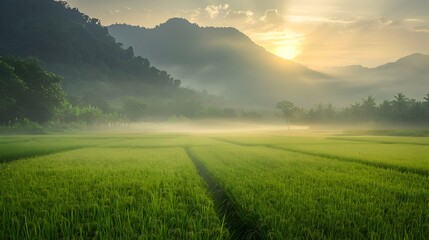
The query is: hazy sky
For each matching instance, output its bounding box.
[66,0,429,67]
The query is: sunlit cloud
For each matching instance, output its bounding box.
[66,0,429,67]
[413,25,429,33]
[205,4,230,19]
[258,9,286,30]
[404,18,425,23]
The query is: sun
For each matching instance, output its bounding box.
[275,45,300,60]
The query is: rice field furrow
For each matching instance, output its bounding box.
[213,138,429,177]
[185,147,264,240]
[0,147,229,239]
[190,144,429,239]
[2,133,428,239]
[327,137,429,146]
[0,146,89,164]
[267,145,429,177]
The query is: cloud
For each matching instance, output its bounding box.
[260,9,285,25]
[293,15,429,67]
[203,4,254,24]
[205,4,229,19]
[66,0,429,67]
[224,10,255,24]
[404,18,425,23]
[413,25,429,33]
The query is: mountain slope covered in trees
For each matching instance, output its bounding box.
[0,0,225,120]
[0,0,179,87]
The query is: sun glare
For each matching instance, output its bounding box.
[275,45,300,60]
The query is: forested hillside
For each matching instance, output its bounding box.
[0,0,226,123]
[0,0,177,87]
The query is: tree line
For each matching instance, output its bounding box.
[277,93,429,125]
[0,56,260,127]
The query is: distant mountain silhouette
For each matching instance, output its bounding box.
[376,53,429,72]
[325,53,429,102]
[109,18,330,107]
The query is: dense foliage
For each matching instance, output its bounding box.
[0,56,65,123]
[0,0,180,88]
[278,93,429,125]
[0,0,240,123]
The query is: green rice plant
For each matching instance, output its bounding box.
[215,135,429,175]
[0,134,132,163]
[189,144,429,239]
[0,147,228,239]
[2,132,428,239]
[329,135,429,145]
[272,142,429,175]
[0,134,223,163]
[100,135,221,148]
[0,138,88,163]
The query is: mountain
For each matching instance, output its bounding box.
[376,53,429,73]
[0,0,223,117]
[324,53,429,101]
[0,0,173,87]
[108,19,330,108]
[109,19,429,107]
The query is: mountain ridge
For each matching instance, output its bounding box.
[0,0,225,117]
[109,18,428,107]
[109,18,330,107]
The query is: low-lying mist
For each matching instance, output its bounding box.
[60,119,429,137]
[78,120,308,135]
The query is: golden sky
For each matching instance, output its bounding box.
[66,0,429,67]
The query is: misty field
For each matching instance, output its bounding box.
[0,133,428,239]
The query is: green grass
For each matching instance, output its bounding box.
[342,129,429,137]
[329,135,429,145]
[0,134,220,163]
[215,135,429,175]
[0,147,228,239]
[189,144,429,239]
[1,132,428,239]
[273,142,429,174]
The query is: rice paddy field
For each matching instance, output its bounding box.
[0,131,428,239]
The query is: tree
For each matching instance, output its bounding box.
[0,56,65,123]
[361,96,376,120]
[377,100,393,121]
[424,94,429,104]
[407,99,425,123]
[422,94,429,120]
[392,92,409,122]
[0,60,27,122]
[276,101,298,125]
[122,97,147,121]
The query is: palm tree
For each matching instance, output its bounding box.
[392,92,409,122]
[361,96,376,120]
[423,94,429,121]
[424,94,429,104]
